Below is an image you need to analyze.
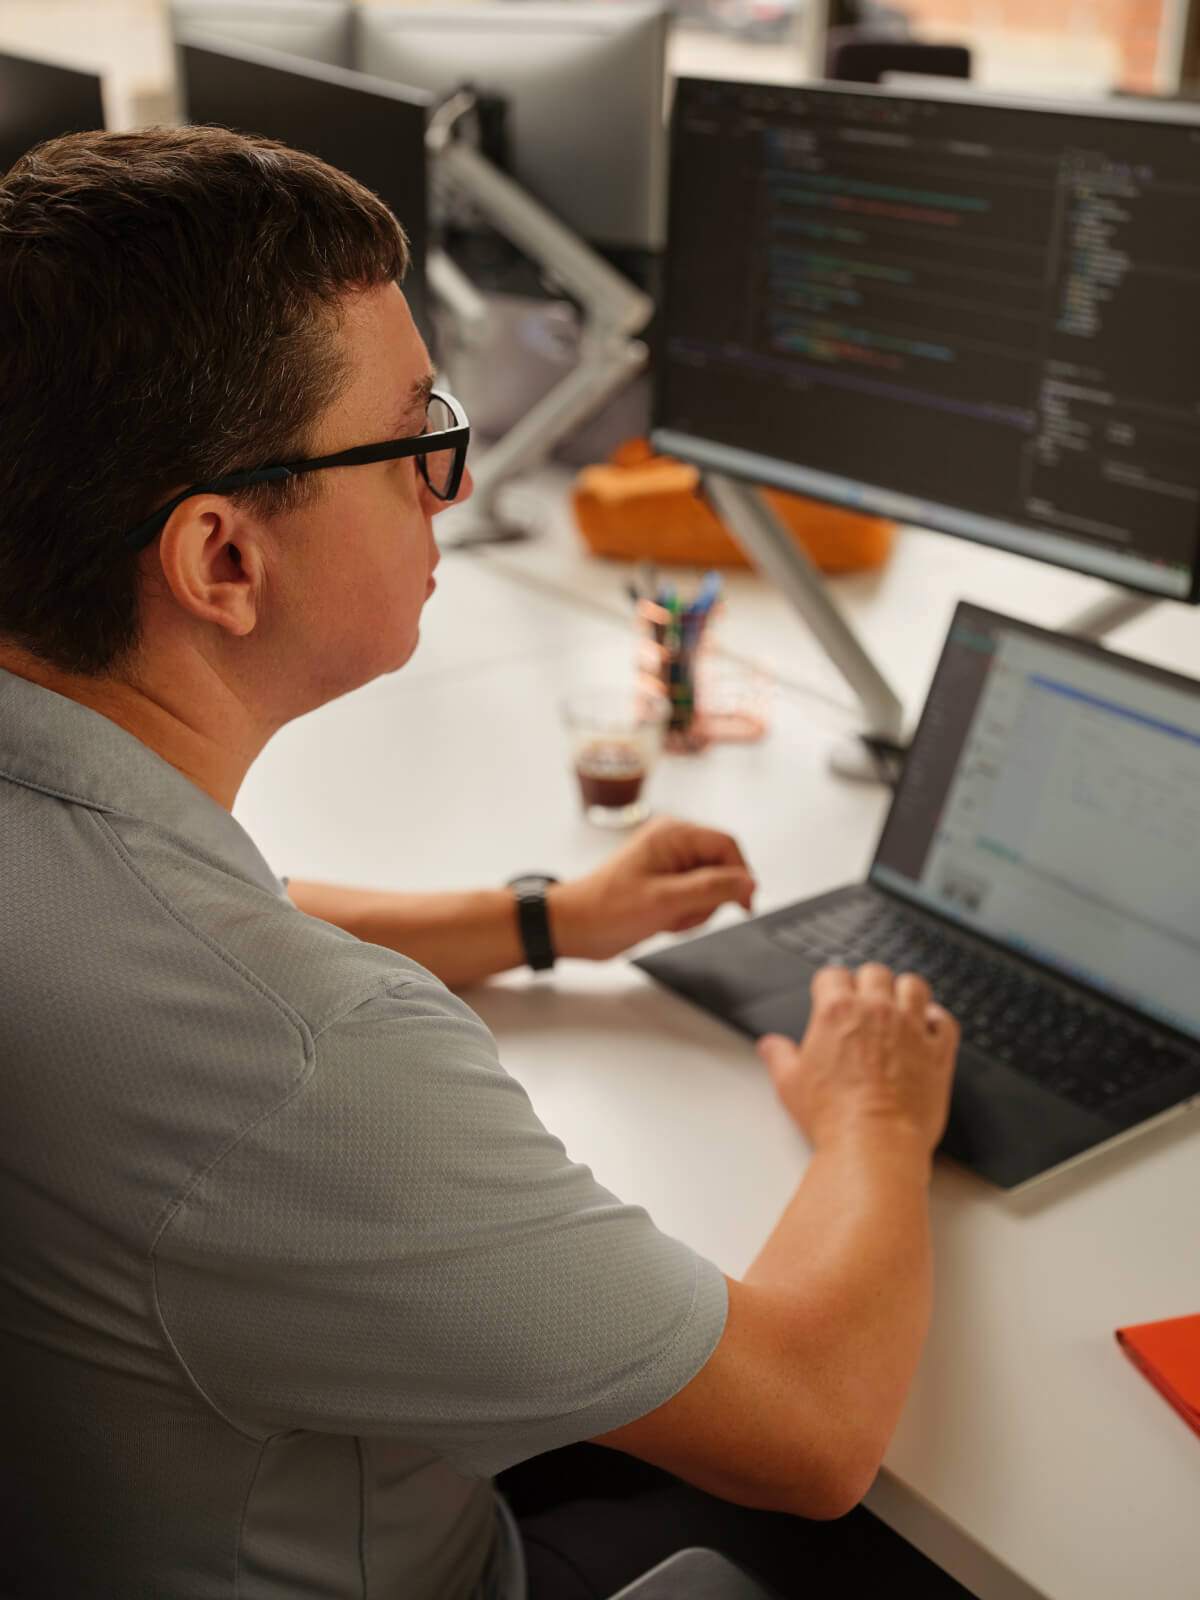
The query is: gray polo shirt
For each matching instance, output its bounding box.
[0,668,728,1599]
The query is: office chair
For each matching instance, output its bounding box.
[828,37,972,83]
[613,1547,777,1598]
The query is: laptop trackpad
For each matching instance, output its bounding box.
[637,924,818,1031]
[728,990,1108,1189]
[941,1048,1109,1187]
[729,984,817,1043]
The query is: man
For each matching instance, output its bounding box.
[0,129,963,1599]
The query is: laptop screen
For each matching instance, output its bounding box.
[871,603,1200,1043]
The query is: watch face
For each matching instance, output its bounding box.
[508,874,557,895]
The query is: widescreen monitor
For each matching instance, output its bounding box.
[654,77,1200,603]
[168,0,355,69]
[178,37,430,337]
[0,50,104,172]
[355,2,670,255]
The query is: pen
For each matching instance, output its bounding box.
[691,570,722,618]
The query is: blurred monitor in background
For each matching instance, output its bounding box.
[819,0,971,84]
[829,39,970,82]
[1182,0,1200,95]
[356,1,670,286]
[0,50,105,172]
[167,1,355,69]
[177,37,431,339]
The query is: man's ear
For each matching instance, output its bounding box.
[152,497,267,638]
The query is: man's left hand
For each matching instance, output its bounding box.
[547,816,756,962]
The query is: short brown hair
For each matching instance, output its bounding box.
[0,126,411,675]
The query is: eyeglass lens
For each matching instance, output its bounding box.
[419,395,459,498]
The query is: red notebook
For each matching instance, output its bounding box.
[1116,1312,1200,1439]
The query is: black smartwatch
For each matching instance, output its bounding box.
[506,874,559,971]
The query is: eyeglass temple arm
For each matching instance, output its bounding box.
[123,465,295,552]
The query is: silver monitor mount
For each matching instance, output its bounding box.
[701,470,1166,786]
[425,91,655,548]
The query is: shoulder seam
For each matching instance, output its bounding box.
[87,810,318,1442]
[307,972,431,1046]
[91,808,316,1136]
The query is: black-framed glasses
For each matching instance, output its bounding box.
[121,389,470,552]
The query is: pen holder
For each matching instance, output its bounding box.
[636,598,770,751]
[635,597,718,752]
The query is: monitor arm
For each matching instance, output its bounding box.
[1061,589,1161,639]
[425,246,491,349]
[425,90,655,547]
[703,471,1169,786]
[703,471,908,784]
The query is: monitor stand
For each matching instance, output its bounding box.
[703,471,1166,787]
[426,92,654,548]
[703,472,906,785]
[1063,588,1161,640]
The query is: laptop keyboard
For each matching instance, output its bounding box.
[767,889,1197,1113]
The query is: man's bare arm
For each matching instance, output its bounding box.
[594,964,958,1520]
[285,817,755,990]
[286,880,530,989]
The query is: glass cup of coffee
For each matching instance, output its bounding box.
[562,686,670,828]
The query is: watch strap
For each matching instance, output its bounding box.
[507,875,559,971]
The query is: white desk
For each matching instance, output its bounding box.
[479,465,1200,739]
[235,518,1200,1600]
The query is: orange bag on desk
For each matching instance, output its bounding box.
[572,439,894,574]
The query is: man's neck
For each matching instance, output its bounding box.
[0,643,265,812]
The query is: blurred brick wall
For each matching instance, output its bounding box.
[898,0,1166,91]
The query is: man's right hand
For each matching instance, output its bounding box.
[757,963,960,1157]
[596,962,962,1520]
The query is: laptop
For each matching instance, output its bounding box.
[636,602,1200,1189]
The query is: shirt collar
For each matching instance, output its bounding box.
[0,667,287,896]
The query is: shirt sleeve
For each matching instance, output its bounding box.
[152,974,728,1476]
